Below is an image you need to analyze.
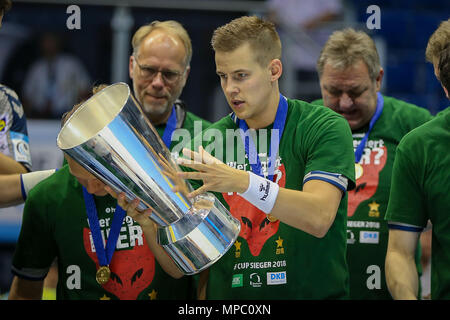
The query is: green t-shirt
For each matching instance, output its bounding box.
[13,105,211,300]
[313,96,433,299]
[187,98,355,299]
[386,107,450,300]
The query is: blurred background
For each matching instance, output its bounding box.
[0,0,448,296]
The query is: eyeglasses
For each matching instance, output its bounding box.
[133,56,184,85]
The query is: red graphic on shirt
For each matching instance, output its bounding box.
[83,227,155,300]
[348,146,387,217]
[223,164,286,257]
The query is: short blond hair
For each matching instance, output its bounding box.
[425,18,450,63]
[317,28,380,81]
[131,20,192,67]
[211,16,281,67]
[61,84,108,127]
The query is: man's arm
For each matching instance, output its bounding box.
[385,228,421,300]
[271,178,342,238]
[0,173,22,208]
[0,153,27,174]
[0,169,56,208]
[8,276,44,300]
[177,147,343,238]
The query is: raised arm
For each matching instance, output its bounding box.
[177,147,343,238]
[0,169,56,208]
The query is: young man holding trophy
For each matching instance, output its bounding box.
[174,16,356,299]
[8,21,210,300]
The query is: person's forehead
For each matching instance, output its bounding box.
[215,43,260,73]
[321,60,371,86]
[139,30,184,54]
[136,31,187,69]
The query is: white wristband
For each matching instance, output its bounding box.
[21,169,56,199]
[238,171,280,214]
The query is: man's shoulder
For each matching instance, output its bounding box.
[27,165,75,200]
[0,84,19,108]
[0,83,18,95]
[383,95,432,119]
[377,95,433,136]
[404,107,448,142]
[201,113,236,131]
[287,98,347,126]
[0,84,26,122]
[184,111,211,126]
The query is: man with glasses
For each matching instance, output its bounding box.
[7,21,210,300]
[129,21,208,147]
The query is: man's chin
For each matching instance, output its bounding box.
[347,119,365,131]
[142,101,170,115]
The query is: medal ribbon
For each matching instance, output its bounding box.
[162,105,177,148]
[354,92,384,163]
[83,187,127,268]
[236,93,288,181]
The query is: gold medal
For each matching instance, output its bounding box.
[266,214,278,222]
[96,265,111,285]
[355,163,364,180]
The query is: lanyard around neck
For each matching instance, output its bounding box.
[82,187,126,267]
[236,93,288,181]
[354,92,384,163]
[162,105,177,148]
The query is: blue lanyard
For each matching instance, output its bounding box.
[162,105,177,148]
[82,187,126,267]
[236,93,288,181]
[354,92,384,163]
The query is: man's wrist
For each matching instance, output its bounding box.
[238,171,279,214]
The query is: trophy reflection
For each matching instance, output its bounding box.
[57,82,240,275]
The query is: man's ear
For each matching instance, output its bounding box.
[269,59,282,81]
[375,68,384,92]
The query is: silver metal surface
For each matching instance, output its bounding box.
[57,82,240,275]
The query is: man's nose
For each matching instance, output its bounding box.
[224,79,238,95]
[151,71,165,88]
[339,93,353,110]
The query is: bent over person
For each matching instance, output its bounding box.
[313,28,433,299]
[8,96,184,299]
[9,20,210,300]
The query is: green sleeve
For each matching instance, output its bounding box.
[300,112,356,190]
[12,189,57,279]
[385,137,427,228]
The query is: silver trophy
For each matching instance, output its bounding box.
[57,82,240,275]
